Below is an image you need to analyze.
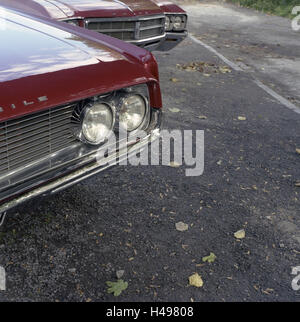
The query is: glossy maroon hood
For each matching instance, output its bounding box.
[54,0,163,17]
[0,0,165,19]
[0,8,162,121]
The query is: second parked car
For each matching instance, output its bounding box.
[0,0,188,51]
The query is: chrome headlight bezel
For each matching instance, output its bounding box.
[72,100,115,146]
[117,93,150,133]
[165,15,173,32]
[165,14,187,32]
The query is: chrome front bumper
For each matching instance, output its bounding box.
[0,109,162,215]
[155,31,188,51]
[134,31,187,52]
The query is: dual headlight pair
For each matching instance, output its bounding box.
[76,91,148,145]
[165,14,187,32]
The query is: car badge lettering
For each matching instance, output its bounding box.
[0,96,48,113]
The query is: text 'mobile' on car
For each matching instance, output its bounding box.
[0,5,163,226]
[0,0,187,52]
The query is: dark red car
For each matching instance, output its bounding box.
[0,5,163,225]
[0,0,187,51]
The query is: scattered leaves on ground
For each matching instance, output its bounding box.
[170,78,179,83]
[106,279,128,296]
[176,61,232,75]
[202,252,217,263]
[176,222,189,232]
[234,229,246,239]
[219,66,232,73]
[189,273,204,288]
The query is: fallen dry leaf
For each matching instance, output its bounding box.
[262,288,274,295]
[296,148,300,155]
[234,229,245,239]
[195,263,205,267]
[189,273,203,288]
[202,252,217,263]
[176,221,188,232]
[170,78,179,83]
[169,161,180,168]
[295,182,300,187]
[106,279,128,297]
[219,66,232,73]
[106,280,128,296]
[168,107,180,113]
[238,116,247,121]
[198,115,207,119]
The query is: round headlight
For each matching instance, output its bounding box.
[173,16,183,30]
[82,103,114,144]
[119,94,147,132]
[165,16,172,31]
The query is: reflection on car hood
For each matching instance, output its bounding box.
[46,0,162,17]
[0,12,125,82]
[0,0,163,19]
[0,9,157,121]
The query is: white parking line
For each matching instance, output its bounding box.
[0,266,5,291]
[254,79,300,115]
[189,35,300,115]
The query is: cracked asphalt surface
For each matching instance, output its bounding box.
[0,0,300,302]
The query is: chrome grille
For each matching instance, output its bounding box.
[85,15,165,43]
[0,104,77,177]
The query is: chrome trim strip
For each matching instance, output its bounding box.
[139,24,165,31]
[165,12,187,15]
[0,109,162,214]
[0,212,6,227]
[85,15,165,23]
[127,34,165,44]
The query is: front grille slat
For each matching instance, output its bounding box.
[86,16,165,43]
[0,105,74,132]
[0,103,77,177]
[0,127,72,162]
[0,107,74,135]
[0,118,71,148]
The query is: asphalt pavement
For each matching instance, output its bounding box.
[0,0,299,302]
